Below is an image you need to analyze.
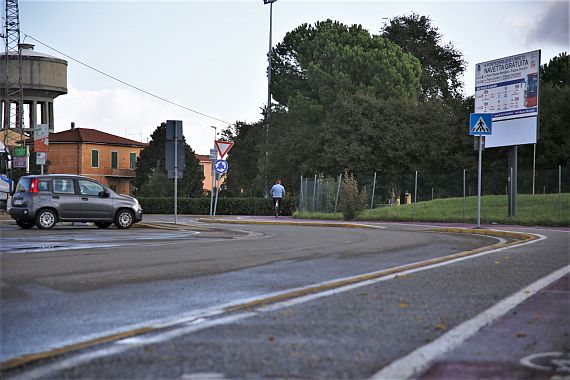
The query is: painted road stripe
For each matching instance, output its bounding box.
[1,229,542,377]
[371,263,569,380]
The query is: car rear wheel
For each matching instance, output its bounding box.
[36,209,57,230]
[115,209,134,229]
[16,219,35,229]
[95,222,112,229]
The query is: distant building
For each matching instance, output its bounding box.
[47,126,146,195]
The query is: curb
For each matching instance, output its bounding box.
[197,218,374,229]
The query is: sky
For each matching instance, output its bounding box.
[15,0,570,155]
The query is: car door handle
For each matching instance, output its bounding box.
[52,196,60,199]
[82,197,89,201]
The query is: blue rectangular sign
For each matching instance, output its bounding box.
[469,113,493,136]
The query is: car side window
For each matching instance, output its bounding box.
[37,180,49,192]
[53,178,75,194]
[78,179,105,196]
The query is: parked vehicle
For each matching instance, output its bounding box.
[9,174,143,229]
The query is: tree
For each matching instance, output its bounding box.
[221,121,265,197]
[380,14,466,102]
[272,19,421,109]
[540,52,569,86]
[135,123,204,197]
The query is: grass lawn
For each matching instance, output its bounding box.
[294,193,569,227]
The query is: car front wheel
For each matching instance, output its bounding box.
[36,209,57,230]
[115,209,134,229]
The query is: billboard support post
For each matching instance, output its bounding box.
[508,146,518,217]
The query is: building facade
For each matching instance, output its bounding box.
[47,127,146,195]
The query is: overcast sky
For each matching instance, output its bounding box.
[17,0,570,154]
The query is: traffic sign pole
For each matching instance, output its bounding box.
[477,136,483,228]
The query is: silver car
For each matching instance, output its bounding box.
[9,174,143,229]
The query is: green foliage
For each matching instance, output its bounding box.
[139,196,297,216]
[339,173,366,220]
[540,52,569,86]
[135,123,204,197]
[381,13,466,102]
[272,19,421,108]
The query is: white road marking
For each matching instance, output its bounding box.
[371,264,570,380]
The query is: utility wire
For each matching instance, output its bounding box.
[24,34,232,125]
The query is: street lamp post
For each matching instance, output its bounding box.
[263,0,276,197]
[209,126,217,216]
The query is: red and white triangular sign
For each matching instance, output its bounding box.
[215,140,234,159]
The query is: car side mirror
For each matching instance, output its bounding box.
[99,190,110,198]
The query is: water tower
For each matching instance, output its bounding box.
[0,43,67,133]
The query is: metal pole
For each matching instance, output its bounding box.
[172,130,179,224]
[559,165,562,219]
[413,170,418,217]
[299,175,303,211]
[509,166,513,218]
[371,172,377,209]
[213,173,220,217]
[312,174,317,211]
[209,127,217,216]
[264,0,274,198]
[463,168,466,221]
[477,136,483,228]
[532,144,536,195]
[334,174,341,213]
[431,187,434,201]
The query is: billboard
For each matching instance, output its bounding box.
[475,50,540,148]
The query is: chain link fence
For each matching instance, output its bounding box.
[298,167,568,221]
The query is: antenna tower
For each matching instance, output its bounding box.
[2,0,24,133]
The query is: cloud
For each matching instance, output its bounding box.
[526,1,569,47]
[54,84,227,155]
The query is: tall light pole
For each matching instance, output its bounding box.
[209,126,217,216]
[263,0,276,197]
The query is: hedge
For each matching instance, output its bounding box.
[138,197,298,216]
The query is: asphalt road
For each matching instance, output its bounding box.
[1,217,568,379]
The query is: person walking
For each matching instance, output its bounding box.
[270,179,286,216]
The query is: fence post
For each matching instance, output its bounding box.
[413,170,418,217]
[300,175,304,212]
[312,174,317,211]
[371,172,377,209]
[463,169,466,221]
[559,165,562,220]
[334,173,342,213]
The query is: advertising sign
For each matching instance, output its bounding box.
[34,123,49,152]
[475,50,540,148]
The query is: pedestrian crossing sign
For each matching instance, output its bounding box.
[470,113,493,136]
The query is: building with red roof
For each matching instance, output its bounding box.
[47,125,146,195]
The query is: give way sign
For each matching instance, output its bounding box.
[215,140,234,159]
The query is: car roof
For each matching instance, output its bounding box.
[21,174,98,180]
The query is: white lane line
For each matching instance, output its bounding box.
[371,264,570,380]
[7,233,544,380]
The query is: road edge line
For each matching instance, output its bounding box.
[370,264,570,380]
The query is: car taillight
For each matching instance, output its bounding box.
[30,178,39,193]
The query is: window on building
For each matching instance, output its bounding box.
[130,153,137,169]
[91,150,99,168]
[111,151,118,169]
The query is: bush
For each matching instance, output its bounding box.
[139,197,298,216]
[339,173,366,220]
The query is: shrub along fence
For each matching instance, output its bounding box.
[139,197,297,216]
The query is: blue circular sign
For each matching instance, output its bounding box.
[213,159,229,174]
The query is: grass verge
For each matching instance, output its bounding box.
[293,193,569,227]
